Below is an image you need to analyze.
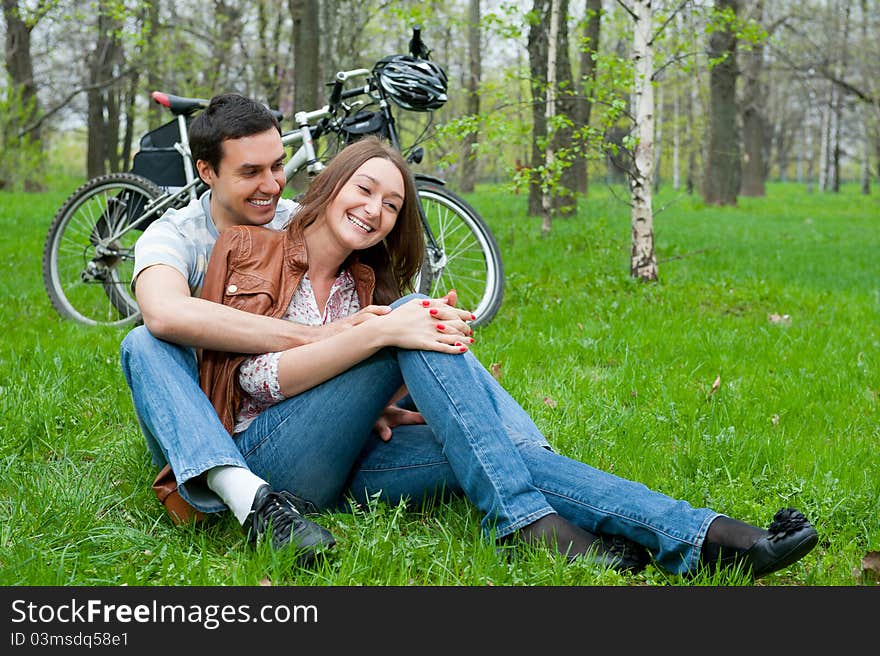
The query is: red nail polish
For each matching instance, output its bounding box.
[436,324,445,330]
[460,346,468,352]
[455,341,462,346]
[470,337,475,343]
[471,313,476,320]
[421,300,430,307]
[429,308,439,315]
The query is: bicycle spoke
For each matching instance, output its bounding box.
[44,173,159,326]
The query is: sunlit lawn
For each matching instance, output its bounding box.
[1,179,877,586]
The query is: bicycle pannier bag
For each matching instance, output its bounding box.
[152,464,206,525]
[131,118,189,188]
[341,110,390,144]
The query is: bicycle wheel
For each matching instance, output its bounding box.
[42,172,162,326]
[415,182,504,327]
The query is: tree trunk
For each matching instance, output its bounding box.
[653,81,662,191]
[207,1,242,92]
[290,0,321,111]
[527,0,549,216]
[541,0,560,235]
[685,10,700,196]
[87,2,124,178]
[2,0,44,189]
[686,78,697,195]
[860,0,871,195]
[527,0,575,219]
[121,72,138,171]
[672,81,680,190]
[555,0,577,216]
[702,0,741,206]
[571,0,602,196]
[257,1,280,109]
[818,86,830,191]
[630,0,657,281]
[460,0,481,193]
[144,0,162,129]
[830,0,850,193]
[2,0,40,142]
[740,0,765,197]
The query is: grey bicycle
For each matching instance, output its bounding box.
[41,28,504,328]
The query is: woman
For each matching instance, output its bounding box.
[199,136,818,578]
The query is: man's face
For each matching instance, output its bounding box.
[197,128,286,231]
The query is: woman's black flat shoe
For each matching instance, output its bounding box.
[599,534,652,574]
[744,507,819,579]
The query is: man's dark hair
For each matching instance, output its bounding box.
[188,93,281,174]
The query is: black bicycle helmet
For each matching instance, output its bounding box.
[373,55,448,112]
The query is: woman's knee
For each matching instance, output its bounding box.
[390,292,428,310]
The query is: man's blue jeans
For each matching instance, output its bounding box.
[120,298,719,575]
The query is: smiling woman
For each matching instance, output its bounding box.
[315,158,405,279]
[196,136,819,581]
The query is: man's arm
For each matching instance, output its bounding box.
[135,264,390,353]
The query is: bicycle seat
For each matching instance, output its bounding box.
[151,91,285,123]
[151,91,209,116]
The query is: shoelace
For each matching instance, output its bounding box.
[253,492,304,545]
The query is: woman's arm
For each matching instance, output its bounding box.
[137,249,391,353]
[276,297,473,397]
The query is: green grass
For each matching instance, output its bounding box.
[1,180,877,586]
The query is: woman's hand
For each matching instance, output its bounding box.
[375,296,476,353]
[374,405,425,442]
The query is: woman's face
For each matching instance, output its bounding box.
[322,157,405,251]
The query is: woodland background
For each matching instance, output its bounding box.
[2,1,877,278]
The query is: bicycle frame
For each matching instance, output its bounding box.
[134,67,445,260]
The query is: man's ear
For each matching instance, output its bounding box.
[195,160,214,186]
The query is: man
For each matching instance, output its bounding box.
[121,93,393,559]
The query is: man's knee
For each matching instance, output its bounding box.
[120,325,153,357]
[120,325,197,380]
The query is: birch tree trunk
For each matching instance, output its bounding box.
[630,0,657,281]
[673,80,680,190]
[541,0,560,235]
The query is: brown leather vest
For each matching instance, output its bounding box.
[198,224,376,433]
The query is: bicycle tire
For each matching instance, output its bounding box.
[415,183,504,327]
[42,172,162,326]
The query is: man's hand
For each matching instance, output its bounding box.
[373,405,426,442]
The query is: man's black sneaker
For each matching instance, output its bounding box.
[244,485,336,562]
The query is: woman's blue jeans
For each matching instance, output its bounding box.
[120,297,719,575]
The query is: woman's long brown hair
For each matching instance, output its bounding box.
[289,136,424,304]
